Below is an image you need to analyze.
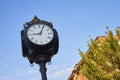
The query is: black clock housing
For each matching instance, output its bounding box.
[21,16,59,63]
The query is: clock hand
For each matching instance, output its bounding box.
[39,26,44,35]
[29,33,38,35]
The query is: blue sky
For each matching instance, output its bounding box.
[0,0,120,80]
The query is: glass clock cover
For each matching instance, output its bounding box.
[27,24,54,45]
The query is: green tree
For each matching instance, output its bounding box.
[79,27,120,80]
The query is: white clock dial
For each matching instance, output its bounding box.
[27,24,54,45]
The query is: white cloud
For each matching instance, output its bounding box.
[29,77,40,80]
[47,64,70,72]
[0,75,12,80]
[15,68,38,77]
[14,65,73,80]
[27,69,37,75]
[27,67,73,80]
[48,67,73,78]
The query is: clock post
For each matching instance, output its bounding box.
[21,16,59,80]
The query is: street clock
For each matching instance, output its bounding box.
[21,16,59,64]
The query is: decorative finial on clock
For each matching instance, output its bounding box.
[26,15,40,26]
[33,15,39,20]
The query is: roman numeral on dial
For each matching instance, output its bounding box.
[47,36,52,39]
[30,37,34,40]
[48,33,52,34]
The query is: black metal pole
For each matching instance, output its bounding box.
[39,61,47,80]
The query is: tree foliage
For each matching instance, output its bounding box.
[79,27,120,80]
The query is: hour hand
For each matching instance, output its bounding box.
[28,33,38,35]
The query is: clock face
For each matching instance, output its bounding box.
[27,24,54,45]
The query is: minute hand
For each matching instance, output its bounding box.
[39,26,44,35]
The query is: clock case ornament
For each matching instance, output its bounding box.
[21,16,59,64]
